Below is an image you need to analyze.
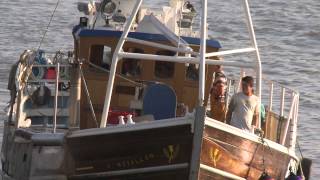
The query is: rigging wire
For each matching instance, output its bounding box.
[296,139,304,159]
[79,63,98,127]
[296,139,305,178]
[37,0,61,51]
[87,61,144,87]
[92,0,106,30]
[21,0,62,90]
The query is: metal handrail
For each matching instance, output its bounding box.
[100,0,264,129]
[200,164,246,180]
[53,63,60,133]
[100,0,143,128]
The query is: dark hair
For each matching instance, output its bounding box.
[242,76,254,84]
[215,72,226,78]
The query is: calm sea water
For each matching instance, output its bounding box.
[0,0,319,178]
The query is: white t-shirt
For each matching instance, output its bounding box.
[229,92,259,132]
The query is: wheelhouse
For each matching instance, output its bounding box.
[73,27,222,129]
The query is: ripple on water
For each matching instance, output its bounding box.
[0,0,319,178]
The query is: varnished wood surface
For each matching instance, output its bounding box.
[200,125,292,180]
[66,118,292,179]
[69,169,189,180]
[75,35,219,129]
[66,124,193,176]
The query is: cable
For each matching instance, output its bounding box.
[37,0,61,51]
[296,139,305,178]
[92,0,114,30]
[79,64,98,127]
[87,61,144,87]
[296,139,304,159]
[20,0,62,92]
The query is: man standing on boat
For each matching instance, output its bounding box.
[226,76,259,132]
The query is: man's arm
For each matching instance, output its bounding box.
[226,96,235,124]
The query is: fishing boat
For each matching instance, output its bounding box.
[1,0,311,179]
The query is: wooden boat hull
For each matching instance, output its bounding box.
[65,118,294,180]
[200,119,293,180]
[66,121,193,179]
[1,117,295,180]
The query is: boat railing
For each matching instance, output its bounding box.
[77,0,298,151]
[225,73,299,150]
[262,77,299,151]
[13,50,72,132]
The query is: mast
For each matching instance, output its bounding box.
[198,0,208,106]
[100,0,143,128]
[99,0,262,128]
[242,0,262,128]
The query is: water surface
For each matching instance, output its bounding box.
[0,0,319,178]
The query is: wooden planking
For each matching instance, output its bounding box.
[69,168,189,180]
[200,125,291,180]
[66,124,193,175]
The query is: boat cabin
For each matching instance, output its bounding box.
[1,0,304,179]
[73,27,221,129]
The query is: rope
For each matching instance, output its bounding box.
[296,139,304,159]
[37,0,61,51]
[87,61,144,87]
[244,132,271,179]
[79,64,98,128]
[296,139,305,178]
[206,135,273,179]
[259,133,266,173]
[19,0,62,90]
[92,0,110,29]
[204,136,256,154]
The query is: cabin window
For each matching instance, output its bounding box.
[89,45,112,69]
[121,48,143,77]
[154,50,175,79]
[186,64,199,81]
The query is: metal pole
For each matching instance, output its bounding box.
[280,87,285,117]
[189,107,206,180]
[266,82,273,138]
[53,63,60,133]
[289,93,299,150]
[126,37,197,56]
[100,0,143,128]
[281,94,297,145]
[268,82,274,113]
[119,52,254,68]
[292,94,299,149]
[198,0,208,105]
[189,0,207,179]
[277,87,286,142]
[242,0,262,128]
[237,69,245,93]
[69,63,81,128]
[225,79,232,109]
[205,47,255,58]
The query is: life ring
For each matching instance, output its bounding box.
[30,50,48,80]
[30,61,46,80]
